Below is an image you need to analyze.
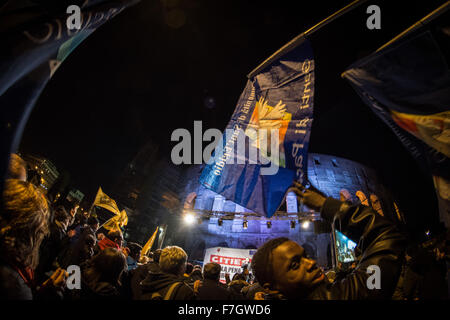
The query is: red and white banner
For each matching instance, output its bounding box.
[203,247,255,283]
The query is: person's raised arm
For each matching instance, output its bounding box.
[291,182,406,299]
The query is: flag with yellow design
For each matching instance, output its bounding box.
[343,30,450,227]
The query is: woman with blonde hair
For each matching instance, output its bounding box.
[0,179,66,299]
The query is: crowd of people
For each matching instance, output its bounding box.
[0,154,448,300]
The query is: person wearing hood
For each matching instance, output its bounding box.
[140,246,195,300]
[227,273,249,299]
[68,247,127,300]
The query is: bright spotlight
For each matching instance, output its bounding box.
[184,213,195,225]
[301,221,310,229]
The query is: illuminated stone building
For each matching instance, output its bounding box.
[175,153,398,268]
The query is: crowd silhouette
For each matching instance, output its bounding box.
[0,154,448,300]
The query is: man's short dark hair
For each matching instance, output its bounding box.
[203,262,221,281]
[251,237,290,287]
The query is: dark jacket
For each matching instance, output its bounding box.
[140,271,195,300]
[242,282,264,300]
[227,279,249,300]
[59,225,96,269]
[69,278,121,300]
[66,263,121,300]
[129,262,160,300]
[0,261,63,300]
[408,248,448,299]
[188,269,203,283]
[35,221,67,282]
[197,279,234,300]
[307,197,406,300]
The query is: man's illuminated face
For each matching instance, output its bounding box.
[271,240,325,298]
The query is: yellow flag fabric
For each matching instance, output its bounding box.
[141,226,159,258]
[93,187,120,215]
[103,210,128,232]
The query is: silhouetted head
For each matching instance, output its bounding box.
[203,262,221,281]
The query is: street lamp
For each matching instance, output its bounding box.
[183,213,195,225]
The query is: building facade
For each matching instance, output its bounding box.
[174,153,398,268]
[113,141,184,244]
[22,154,59,194]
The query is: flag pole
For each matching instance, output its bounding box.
[158,224,168,249]
[98,215,115,230]
[89,187,100,215]
[247,0,369,78]
[375,1,450,52]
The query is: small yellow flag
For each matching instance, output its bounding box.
[93,187,121,215]
[140,226,159,259]
[103,210,128,232]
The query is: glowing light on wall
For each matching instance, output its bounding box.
[184,213,195,225]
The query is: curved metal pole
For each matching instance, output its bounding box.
[247,0,369,79]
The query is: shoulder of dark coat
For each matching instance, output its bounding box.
[0,263,33,300]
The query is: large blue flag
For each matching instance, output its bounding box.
[200,39,314,218]
[342,30,450,227]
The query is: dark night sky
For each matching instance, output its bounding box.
[19,0,447,235]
